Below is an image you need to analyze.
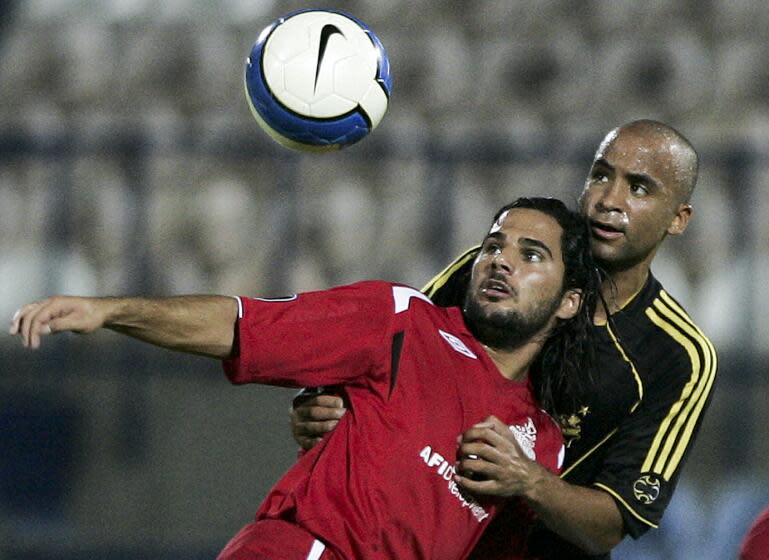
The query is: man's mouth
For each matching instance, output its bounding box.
[481,278,513,299]
[590,219,625,240]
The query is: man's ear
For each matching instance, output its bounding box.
[555,289,582,321]
[667,203,693,236]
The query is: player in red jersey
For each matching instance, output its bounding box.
[10,198,600,560]
[740,505,769,560]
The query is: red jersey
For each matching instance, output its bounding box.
[223,281,564,560]
[741,506,769,560]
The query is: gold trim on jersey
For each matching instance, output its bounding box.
[421,246,479,297]
[593,483,659,529]
[593,275,649,327]
[560,320,644,477]
[606,321,644,409]
[560,426,619,478]
[641,291,717,481]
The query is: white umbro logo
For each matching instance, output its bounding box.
[439,330,477,359]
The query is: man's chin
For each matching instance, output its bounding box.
[593,246,648,273]
[464,301,528,351]
[591,243,626,267]
[475,298,502,312]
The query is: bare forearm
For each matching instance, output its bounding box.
[103,296,239,358]
[11,294,239,354]
[525,470,624,554]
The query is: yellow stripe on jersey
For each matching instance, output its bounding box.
[606,321,644,409]
[641,294,716,480]
[655,292,718,480]
[421,246,479,297]
[560,426,620,479]
[593,483,659,529]
[651,299,716,481]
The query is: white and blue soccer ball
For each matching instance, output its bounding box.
[244,9,392,152]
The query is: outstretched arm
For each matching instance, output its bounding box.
[9,295,239,358]
[456,416,623,555]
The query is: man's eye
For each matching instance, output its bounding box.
[591,172,608,183]
[631,183,649,196]
[524,251,543,262]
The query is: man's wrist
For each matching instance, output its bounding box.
[102,297,131,328]
[523,460,557,506]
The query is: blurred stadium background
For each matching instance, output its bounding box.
[1,1,768,558]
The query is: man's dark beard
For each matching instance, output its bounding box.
[462,290,560,351]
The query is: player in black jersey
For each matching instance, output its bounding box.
[291,120,717,559]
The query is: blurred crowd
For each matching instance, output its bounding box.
[1,1,768,558]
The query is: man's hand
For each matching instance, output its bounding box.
[290,393,346,451]
[454,415,548,498]
[456,416,624,555]
[9,296,109,349]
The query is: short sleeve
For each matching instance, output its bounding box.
[223,281,396,388]
[592,337,717,537]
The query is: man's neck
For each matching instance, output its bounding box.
[595,261,651,322]
[482,339,544,382]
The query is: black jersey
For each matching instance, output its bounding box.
[423,248,717,559]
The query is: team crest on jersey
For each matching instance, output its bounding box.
[556,404,590,446]
[633,474,661,504]
[509,417,537,460]
[438,330,477,359]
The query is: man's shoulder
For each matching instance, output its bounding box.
[615,276,717,385]
[341,280,429,303]
[348,280,458,322]
[641,279,714,353]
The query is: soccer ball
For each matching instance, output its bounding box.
[244,9,392,152]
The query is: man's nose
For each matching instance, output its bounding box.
[595,180,625,213]
[491,253,513,274]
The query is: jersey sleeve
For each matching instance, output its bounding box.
[284,248,477,393]
[591,333,717,538]
[740,506,769,560]
[222,281,396,389]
